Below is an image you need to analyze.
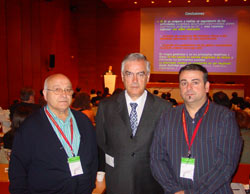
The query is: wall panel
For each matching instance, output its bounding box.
[6,0,23,105]
[21,0,33,87]
[0,0,77,108]
[0,0,9,108]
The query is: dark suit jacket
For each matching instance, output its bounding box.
[9,108,98,194]
[96,91,171,194]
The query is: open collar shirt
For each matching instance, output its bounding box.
[150,99,243,194]
[45,106,80,158]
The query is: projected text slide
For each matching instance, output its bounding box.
[154,17,238,72]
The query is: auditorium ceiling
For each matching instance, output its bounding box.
[102,0,250,9]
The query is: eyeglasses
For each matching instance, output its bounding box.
[46,88,74,95]
[123,71,147,79]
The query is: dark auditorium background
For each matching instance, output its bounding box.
[1,0,250,109]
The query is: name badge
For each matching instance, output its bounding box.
[180,157,195,180]
[105,153,114,167]
[68,156,84,176]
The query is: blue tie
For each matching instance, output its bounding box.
[130,103,138,136]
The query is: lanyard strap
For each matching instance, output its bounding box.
[45,107,74,156]
[182,100,210,154]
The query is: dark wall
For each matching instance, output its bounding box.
[73,0,141,92]
[0,0,78,108]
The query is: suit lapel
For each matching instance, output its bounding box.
[116,92,132,133]
[135,92,155,137]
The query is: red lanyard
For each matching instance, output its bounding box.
[45,107,74,156]
[182,100,210,157]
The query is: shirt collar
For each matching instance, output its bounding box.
[125,90,147,105]
[45,105,72,123]
[184,99,209,120]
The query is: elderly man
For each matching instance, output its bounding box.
[9,74,98,194]
[96,53,171,194]
[150,64,242,194]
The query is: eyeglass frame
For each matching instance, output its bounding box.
[45,88,74,95]
[123,71,148,79]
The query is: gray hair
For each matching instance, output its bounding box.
[121,53,151,73]
[44,77,49,90]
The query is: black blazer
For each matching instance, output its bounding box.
[96,91,171,194]
[9,108,98,194]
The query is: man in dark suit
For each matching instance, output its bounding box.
[9,74,98,194]
[150,64,242,194]
[96,53,171,194]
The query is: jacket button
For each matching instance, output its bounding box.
[131,152,135,157]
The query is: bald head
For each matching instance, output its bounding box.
[44,74,72,90]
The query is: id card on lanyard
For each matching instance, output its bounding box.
[180,100,210,180]
[45,107,83,176]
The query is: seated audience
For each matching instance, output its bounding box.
[212,91,231,109]
[71,92,95,125]
[112,88,123,96]
[166,92,178,106]
[102,87,111,98]
[91,90,102,106]
[153,89,159,96]
[235,110,250,129]
[90,89,97,100]
[230,92,244,108]
[9,87,40,121]
[161,92,167,100]
[3,106,34,161]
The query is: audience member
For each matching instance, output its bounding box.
[112,88,123,96]
[212,91,231,109]
[153,89,159,96]
[71,92,95,125]
[9,87,40,121]
[72,87,81,99]
[161,92,167,100]
[150,64,242,194]
[96,53,171,194]
[91,90,102,106]
[9,74,98,194]
[38,89,47,107]
[102,87,111,98]
[230,92,244,107]
[90,89,97,100]
[235,110,250,129]
[3,106,33,150]
[245,96,250,104]
[166,92,178,106]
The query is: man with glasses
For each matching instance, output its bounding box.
[9,74,98,194]
[96,53,171,194]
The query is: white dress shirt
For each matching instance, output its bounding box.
[125,90,147,124]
